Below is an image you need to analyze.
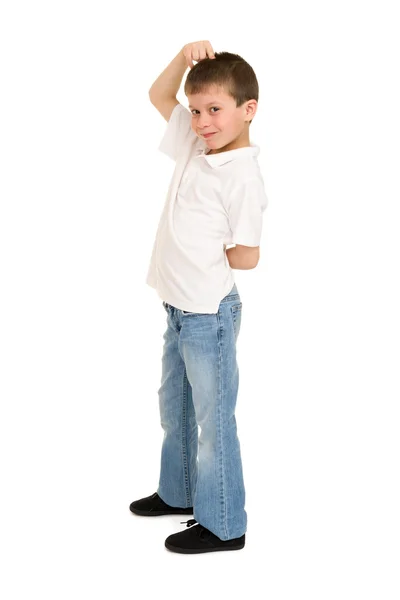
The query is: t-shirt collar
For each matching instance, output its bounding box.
[194,142,260,168]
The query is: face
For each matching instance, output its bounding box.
[187,86,257,154]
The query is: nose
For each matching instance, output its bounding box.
[197,114,211,130]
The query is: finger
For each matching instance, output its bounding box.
[199,43,209,61]
[206,42,215,58]
[185,50,194,69]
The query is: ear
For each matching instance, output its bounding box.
[245,100,258,122]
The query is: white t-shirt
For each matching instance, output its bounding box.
[146,102,268,314]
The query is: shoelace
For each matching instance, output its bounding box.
[180,519,211,540]
[180,519,198,528]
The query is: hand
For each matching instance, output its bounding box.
[182,40,216,69]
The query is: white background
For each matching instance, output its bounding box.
[1,1,399,598]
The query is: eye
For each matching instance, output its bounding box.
[190,107,220,115]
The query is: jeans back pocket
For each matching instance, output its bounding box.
[230,302,242,341]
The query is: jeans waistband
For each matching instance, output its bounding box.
[220,282,240,303]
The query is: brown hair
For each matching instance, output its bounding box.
[184,51,259,124]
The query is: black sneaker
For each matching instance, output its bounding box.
[129,492,194,516]
[165,519,246,554]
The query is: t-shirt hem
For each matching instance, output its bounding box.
[155,275,236,314]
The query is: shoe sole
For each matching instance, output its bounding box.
[130,507,194,516]
[165,539,245,553]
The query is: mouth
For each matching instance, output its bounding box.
[202,132,217,138]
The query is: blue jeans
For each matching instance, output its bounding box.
[157,283,246,541]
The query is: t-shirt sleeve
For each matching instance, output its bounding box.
[225,177,269,247]
[158,103,197,161]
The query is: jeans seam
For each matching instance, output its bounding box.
[216,310,229,540]
[181,369,191,507]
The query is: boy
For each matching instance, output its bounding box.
[129,41,268,554]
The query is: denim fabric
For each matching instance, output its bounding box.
[157,283,246,540]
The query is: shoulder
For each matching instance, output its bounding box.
[221,160,268,211]
[158,103,198,161]
[223,158,265,190]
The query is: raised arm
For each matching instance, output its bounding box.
[148,41,215,122]
[148,49,187,121]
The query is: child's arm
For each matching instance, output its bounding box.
[225,245,260,270]
[149,41,215,122]
[149,49,187,122]
[223,176,268,269]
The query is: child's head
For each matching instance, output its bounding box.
[184,51,259,153]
